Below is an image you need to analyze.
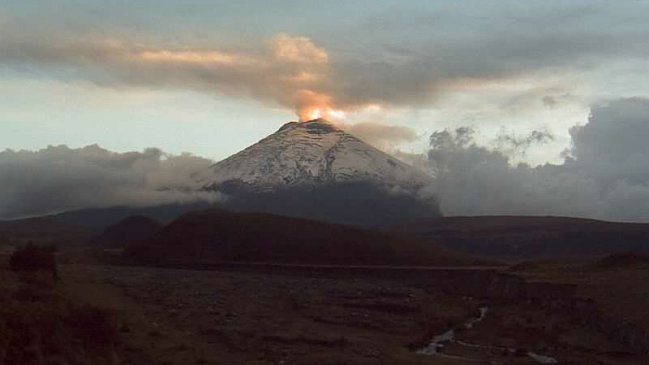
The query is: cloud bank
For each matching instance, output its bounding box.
[0,145,217,219]
[428,98,649,221]
[3,0,649,120]
[1,99,648,222]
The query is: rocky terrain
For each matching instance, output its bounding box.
[59,263,649,365]
[513,256,649,355]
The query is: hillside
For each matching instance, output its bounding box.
[0,217,94,251]
[91,216,163,248]
[127,209,488,267]
[396,216,649,259]
[49,202,213,230]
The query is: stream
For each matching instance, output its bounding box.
[417,306,558,364]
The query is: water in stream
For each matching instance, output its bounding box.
[417,306,558,364]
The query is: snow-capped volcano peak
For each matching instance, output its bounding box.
[196,118,431,194]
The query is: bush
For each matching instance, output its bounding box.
[9,244,58,280]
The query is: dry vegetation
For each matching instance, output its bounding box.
[0,256,118,365]
[3,244,648,365]
[57,263,649,365]
[513,255,649,330]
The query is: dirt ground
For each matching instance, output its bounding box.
[60,264,648,365]
[513,260,649,330]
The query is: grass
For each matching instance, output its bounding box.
[0,257,118,365]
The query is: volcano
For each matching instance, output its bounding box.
[195,119,439,227]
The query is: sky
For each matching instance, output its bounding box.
[2,1,649,220]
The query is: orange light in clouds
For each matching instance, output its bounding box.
[328,109,346,120]
[300,106,346,122]
[139,50,238,65]
[295,90,346,122]
[308,108,322,120]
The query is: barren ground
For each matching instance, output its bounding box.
[59,264,648,365]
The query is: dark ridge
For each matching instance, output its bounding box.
[396,216,649,259]
[597,252,649,268]
[0,216,93,248]
[91,215,163,248]
[46,201,214,230]
[126,209,489,267]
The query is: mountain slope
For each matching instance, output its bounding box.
[0,217,94,249]
[127,209,488,266]
[395,216,649,259]
[91,216,163,248]
[195,119,439,227]
[48,202,213,230]
[197,119,431,193]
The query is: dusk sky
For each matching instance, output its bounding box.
[2,0,649,163]
[4,1,649,220]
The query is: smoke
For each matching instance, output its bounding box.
[342,122,418,151]
[0,145,218,219]
[428,98,649,222]
[0,31,340,120]
[3,2,649,121]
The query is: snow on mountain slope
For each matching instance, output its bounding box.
[196,119,432,194]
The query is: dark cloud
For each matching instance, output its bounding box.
[0,145,218,219]
[331,1,649,108]
[1,1,649,115]
[494,129,554,158]
[428,98,649,221]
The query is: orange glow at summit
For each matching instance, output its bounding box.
[294,90,346,122]
[301,106,347,122]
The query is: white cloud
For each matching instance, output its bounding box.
[428,98,649,221]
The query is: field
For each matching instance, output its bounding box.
[48,263,649,365]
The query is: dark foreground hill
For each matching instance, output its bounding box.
[396,216,649,259]
[92,216,163,248]
[127,209,489,267]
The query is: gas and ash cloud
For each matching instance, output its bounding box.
[428,98,649,222]
[342,122,419,151]
[0,145,218,219]
[3,1,649,120]
[0,32,339,121]
[7,2,640,124]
